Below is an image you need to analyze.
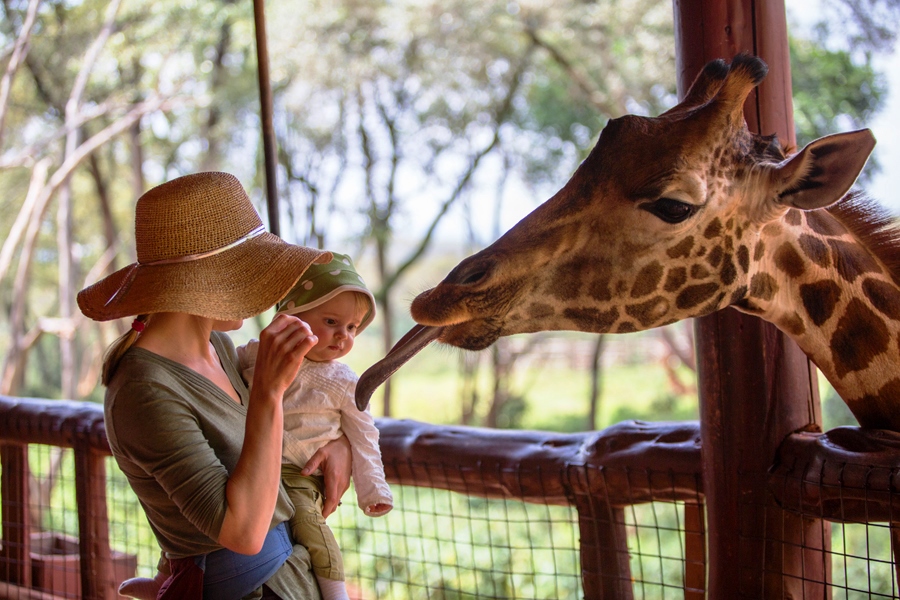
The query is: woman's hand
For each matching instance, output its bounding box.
[251,313,317,400]
[303,435,351,518]
[220,314,318,553]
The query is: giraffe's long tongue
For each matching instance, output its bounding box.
[355,324,444,410]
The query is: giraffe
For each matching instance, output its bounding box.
[356,54,899,431]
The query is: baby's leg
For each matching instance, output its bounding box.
[282,467,348,600]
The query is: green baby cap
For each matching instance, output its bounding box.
[276,252,377,333]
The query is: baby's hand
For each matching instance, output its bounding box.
[366,503,393,517]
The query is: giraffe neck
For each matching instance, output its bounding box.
[741,207,900,429]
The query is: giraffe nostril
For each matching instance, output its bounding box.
[461,270,487,285]
[447,257,494,286]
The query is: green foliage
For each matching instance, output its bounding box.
[790,36,886,182]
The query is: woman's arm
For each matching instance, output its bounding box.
[302,434,352,518]
[219,314,316,553]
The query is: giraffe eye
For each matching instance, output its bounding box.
[642,197,695,224]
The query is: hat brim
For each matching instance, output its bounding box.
[77,232,331,322]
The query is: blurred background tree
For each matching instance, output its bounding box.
[0,0,896,431]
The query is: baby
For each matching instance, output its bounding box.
[239,252,392,600]
[119,253,391,600]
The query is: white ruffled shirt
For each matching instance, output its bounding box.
[239,340,393,517]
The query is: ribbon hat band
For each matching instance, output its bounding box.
[104,225,267,307]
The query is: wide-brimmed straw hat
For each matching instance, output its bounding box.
[276,252,377,333]
[77,172,331,322]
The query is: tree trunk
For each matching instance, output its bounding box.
[200,17,233,172]
[587,334,605,430]
[376,239,393,417]
[459,352,480,426]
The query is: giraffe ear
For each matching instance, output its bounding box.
[773,129,876,210]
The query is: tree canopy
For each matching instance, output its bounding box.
[0,0,893,422]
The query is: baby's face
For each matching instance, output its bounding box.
[297,292,365,362]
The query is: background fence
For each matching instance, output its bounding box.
[0,396,898,599]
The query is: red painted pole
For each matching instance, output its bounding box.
[673,0,830,596]
[253,0,280,237]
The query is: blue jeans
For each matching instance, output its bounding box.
[198,522,292,600]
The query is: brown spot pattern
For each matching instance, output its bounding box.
[720,255,737,285]
[549,258,589,300]
[831,298,890,379]
[704,218,723,239]
[800,280,841,326]
[664,267,687,293]
[617,322,637,333]
[707,246,724,268]
[667,237,694,259]
[753,241,765,262]
[699,291,727,316]
[676,283,719,310]
[798,234,830,269]
[729,285,748,304]
[749,273,778,301]
[828,240,882,283]
[862,278,900,321]
[736,245,750,273]
[774,242,806,278]
[527,303,555,319]
[690,264,710,279]
[626,296,669,327]
[563,307,619,332]
[806,211,844,236]
[631,262,664,298]
[784,209,802,226]
[587,277,613,302]
[849,378,900,429]
[782,312,806,336]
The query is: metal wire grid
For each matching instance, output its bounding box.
[4,442,900,598]
[625,502,700,599]
[0,445,117,599]
[332,461,707,600]
[764,458,900,599]
[562,463,707,599]
[332,482,582,599]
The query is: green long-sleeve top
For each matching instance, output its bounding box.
[105,331,320,598]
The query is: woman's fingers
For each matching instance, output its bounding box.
[254,315,317,391]
[304,436,351,518]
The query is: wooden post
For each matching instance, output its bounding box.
[682,501,706,599]
[253,0,281,237]
[573,489,634,600]
[673,0,830,596]
[74,444,112,600]
[0,444,31,588]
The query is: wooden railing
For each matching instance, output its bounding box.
[0,397,114,600]
[2,394,900,599]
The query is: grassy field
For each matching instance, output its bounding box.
[343,327,701,431]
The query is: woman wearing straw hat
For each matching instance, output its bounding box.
[78,172,350,600]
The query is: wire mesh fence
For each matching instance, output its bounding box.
[2,397,900,599]
[332,483,582,599]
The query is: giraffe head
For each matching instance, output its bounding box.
[355,54,876,409]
